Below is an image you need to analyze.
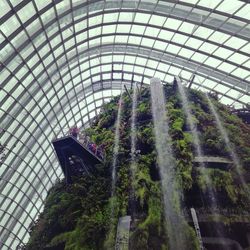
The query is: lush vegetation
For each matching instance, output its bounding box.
[25,84,250,250]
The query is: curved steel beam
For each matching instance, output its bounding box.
[1,0,249,52]
[11,42,247,93]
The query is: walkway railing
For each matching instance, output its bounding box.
[53,132,105,160]
[77,134,105,160]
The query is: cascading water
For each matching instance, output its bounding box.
[176,78,224,242]
[176,78,218,202]
[131,84,138,179]
[150,78,188,250]
[130,83,138,219]
[111,87,124,198]
[206,94,250,197]
[105,87,124,249]
[176,78,204,167]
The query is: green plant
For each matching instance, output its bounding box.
[26,86,250,250]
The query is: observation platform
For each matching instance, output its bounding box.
[186,208,250,223]
[52,135,103,183]
[231,108,250,124]
[193,156,232,170]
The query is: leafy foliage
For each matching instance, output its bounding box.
[26,85,250,249]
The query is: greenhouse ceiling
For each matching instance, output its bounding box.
[0,0,250,248]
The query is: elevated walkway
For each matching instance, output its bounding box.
[115,216,131,250]
[231,108,250,124]
[202,237,243,250]
[193,156,232,164]
[52,135,103,183]
[185,208,250,223]
[193,156,232,170]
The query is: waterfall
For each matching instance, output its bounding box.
[105,87,124,249]
[176,78,218,204]
[176,78,204,167]
[206,94,249,197]
[150,78,188,250]
[176,78,224,242]
[130,83,138,218]
[111,87,124,197]
[131,83,138,177]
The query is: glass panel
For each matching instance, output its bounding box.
[2,14,21,37]
[197,0,221,9]
[193,26,214,39]
[0,0,11,18]
[17,2,36,23]
[235,4,250,20]
[216,0,244,15]
[225,36,247,49]
[228,53,249,64]
[213,47,233,59]
[34,0,49,10]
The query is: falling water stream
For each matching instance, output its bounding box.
[150,78,188,250]
[130,83,138,218]
[176,78,225,244]
[206,94,249,197]
[106,87,124,248]
[176,79,218,202]
[111,87,124,197]
[176,79,205,167]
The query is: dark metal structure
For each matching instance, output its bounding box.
[52,136,103,184]
[232,108,250,124]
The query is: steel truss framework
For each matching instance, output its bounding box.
[0,0,250,248]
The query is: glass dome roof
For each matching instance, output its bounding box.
[0,0,250,248]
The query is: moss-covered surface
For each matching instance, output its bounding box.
[25,85,250,250]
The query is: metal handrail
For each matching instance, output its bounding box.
[53,133,105,160]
